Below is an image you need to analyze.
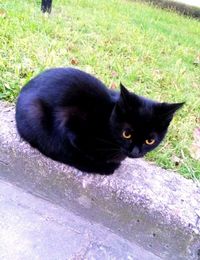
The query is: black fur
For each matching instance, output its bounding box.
[15,67,183,174]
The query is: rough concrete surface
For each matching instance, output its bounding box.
[0,101,200,259]
[0,179,161,260]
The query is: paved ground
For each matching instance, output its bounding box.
[174,0,200,8]
[148,0,200,18]
[0,179,161,260]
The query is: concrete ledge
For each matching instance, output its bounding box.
[0,101,200,259]
[134,0,200,18]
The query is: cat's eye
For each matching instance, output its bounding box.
[145,139,155,145]
[122,130,132,139]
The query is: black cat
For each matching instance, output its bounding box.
[15,67,184,174]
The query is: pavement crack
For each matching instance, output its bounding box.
[0,160,9,166]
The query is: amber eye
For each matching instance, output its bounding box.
[122,130,132,139]
[145,139,155,145]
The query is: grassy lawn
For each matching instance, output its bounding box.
[0,0,200,179]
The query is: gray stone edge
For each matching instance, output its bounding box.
[0,101,200,259]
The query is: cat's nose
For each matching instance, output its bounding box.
[130,147,140,157]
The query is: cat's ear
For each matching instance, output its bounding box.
[119,83,139,107]
[156,102,184,119]
[120,83,130,99]
[117,83,130,109]
[154,102,184,130]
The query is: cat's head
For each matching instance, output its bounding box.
[109,83,184,158]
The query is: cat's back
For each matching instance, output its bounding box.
[16,67,115,143]
[19,67,112,106]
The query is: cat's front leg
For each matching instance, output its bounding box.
[71,157,121,175]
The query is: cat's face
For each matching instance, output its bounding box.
[110,84,183,158]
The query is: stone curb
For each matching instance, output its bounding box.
[135,0,200,18]
[0,101,200,259]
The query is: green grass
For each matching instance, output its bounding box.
[0,0,200,179]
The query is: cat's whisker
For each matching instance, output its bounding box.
[106,151,124,161]
[93,147,120,152]
[94,137,120,148]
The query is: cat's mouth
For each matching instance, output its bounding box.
[125,149,145,159]
[119,147,144,159]
[128,154,144,159]
[124,146,146,159]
